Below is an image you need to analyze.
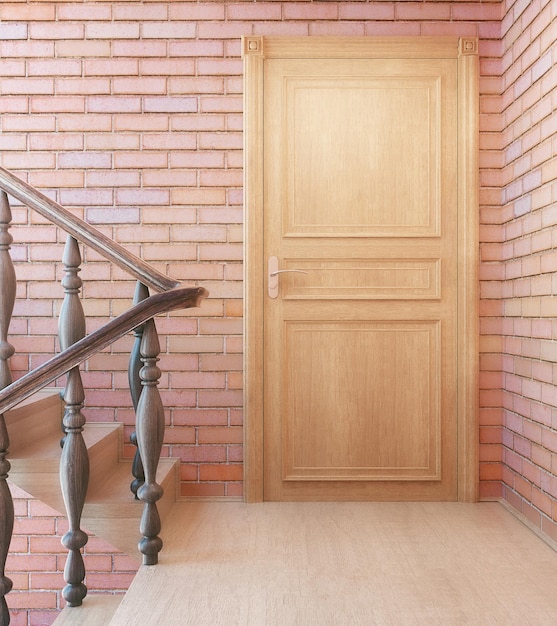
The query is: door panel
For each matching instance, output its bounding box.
[282,321,441,481]
[243,37,479,502]
[282,67,442,237]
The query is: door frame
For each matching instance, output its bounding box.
[242,36,479,503]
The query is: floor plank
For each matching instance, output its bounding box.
[110,501,557,625]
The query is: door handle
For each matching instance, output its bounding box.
[270,269,310,276]
[268,256,309,299]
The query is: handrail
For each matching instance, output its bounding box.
[0,285,207,415]
[0,166,178,293]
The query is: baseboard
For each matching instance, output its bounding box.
[492,497,557,554]
[176,495,244,503]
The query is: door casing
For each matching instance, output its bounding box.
[243,36,479,503]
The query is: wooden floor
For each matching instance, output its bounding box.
[106,501,557,625]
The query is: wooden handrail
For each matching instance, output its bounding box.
[0,285,207,415]
[0,167,178,293]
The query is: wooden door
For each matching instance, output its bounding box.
[243,37,479,502]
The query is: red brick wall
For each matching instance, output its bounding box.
[10,0,557,620]
[1,0,550,543]
[1,0,503,504]
[485,0,557,542]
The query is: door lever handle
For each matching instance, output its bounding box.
[270,269,310,277]
[268,256,309,298]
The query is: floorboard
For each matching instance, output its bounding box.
[109,501,557,625]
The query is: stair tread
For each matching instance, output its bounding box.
[7,390,179,593]
[7,388,61,412]
[9,457,176,509]
[87,457,177,502]
[10,422,122,465]
[5,389,64,453]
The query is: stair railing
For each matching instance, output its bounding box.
[0,167,207,624]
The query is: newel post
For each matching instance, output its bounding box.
[58,235,89,606]
[0,190,16,625]
[136,317,165,565]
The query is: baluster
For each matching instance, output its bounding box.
[0,192,16,390]
[0,191,16,625]
[128,281,149,499]
[60,372,88,606]
[59,235,86,444]
[136,318,165,565]
[0,413,13,626]
[58,235,89,606]
[59,235,86,355]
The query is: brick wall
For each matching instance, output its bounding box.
[2,0,555,588]
[0,0,503,504]
[9,0,557,621]
[484,0,557,543]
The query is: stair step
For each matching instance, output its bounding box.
[10,450,177,558]
[10,422,121,473]
[7,388,180,618]
[53,594,123,626]
[5,388,63,452]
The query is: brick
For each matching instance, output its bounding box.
[84,59,138,77]
[7,591,58,610]
[198,390,243,408]
[144,97,198,113]
[140,59,195,76]
[179,445,227,463]
[113,77,168,95]
[142,22,196,39]
[112,40,168,57]
[198,427,243,445]
[85,135,140,151]
[180,483,226,497]
[85,22,140,40]
[171,371,226,389]
[0,4,55,22]
[339,3,395,21]
[173,409,228,427]
[199,463,243,482]
[87,97,142,114]
[169,41,224,58]
[57,114,112,132]
[57,40,111,58]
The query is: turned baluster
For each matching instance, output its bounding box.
[59,235,86,444]
[0,414,13,626]
[136,318,165,565]
[58,235,89,606]
[60,372,88,606]
[0,192,16,390]
[128,281,149,499]
[0,191,16,625]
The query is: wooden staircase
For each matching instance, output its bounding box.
[6,389,179,623]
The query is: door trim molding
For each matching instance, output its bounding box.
[243,36,479,503]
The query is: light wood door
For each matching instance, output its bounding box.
[244,37,479,502]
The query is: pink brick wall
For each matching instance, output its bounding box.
[1,0,503,505]
[1,0,554,573]
[487,0,557,542]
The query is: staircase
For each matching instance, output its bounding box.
[0,166,208,624]
[6,389,178,624]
